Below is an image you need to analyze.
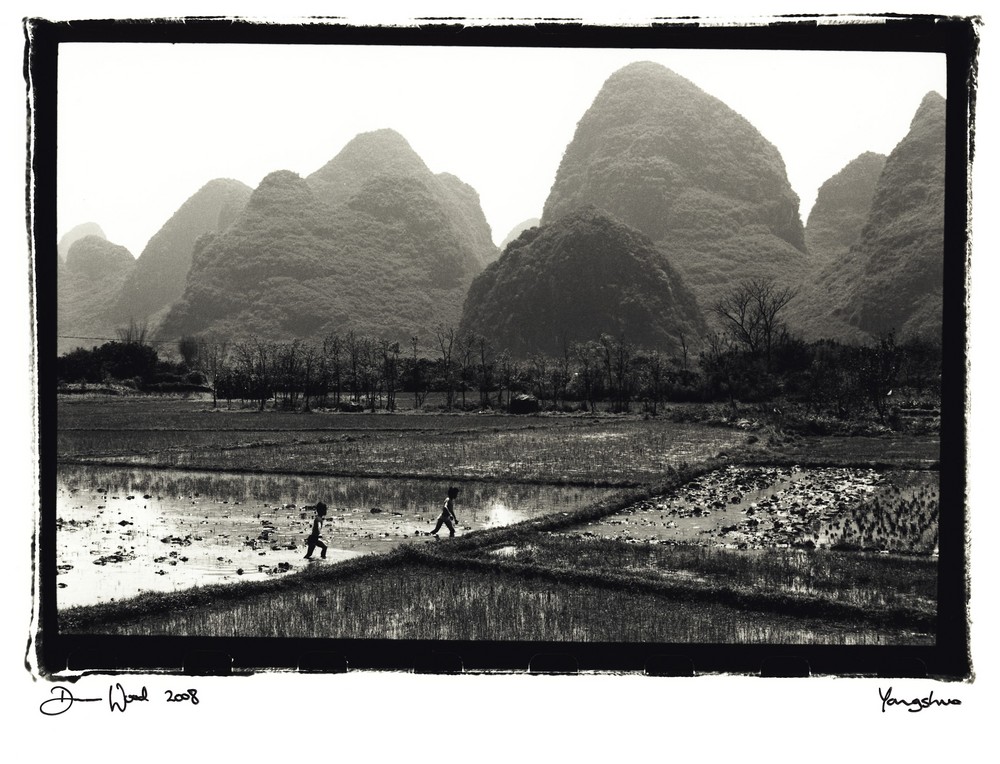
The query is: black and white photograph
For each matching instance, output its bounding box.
[10,4,995,754]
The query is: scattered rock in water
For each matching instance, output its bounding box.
[93,550,136,566]
[370,507,383,514]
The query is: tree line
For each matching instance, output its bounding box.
[56,279,941,424]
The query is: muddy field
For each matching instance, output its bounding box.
[56,465,610,608]
[56,396,942,644]
[562,466,939,554]
[57,397,754,485]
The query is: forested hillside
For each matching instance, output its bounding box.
[460,207,706,357]
[542,61,809,312]
[159,130,497,344]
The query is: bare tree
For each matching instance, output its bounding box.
[553,338,573,410]
[752,279,798,369]
[700,331,739,412]
[116,319,149,346]
[345,330,362,403]
[300,342,319,411]
[473,334,496,409]
[200,338,229,408]
[597,333,635,412]
[380,339,401,412]
[711,282,762,355]
[643,351,667,415]
[527,353,550,404]
[410,335,428,409]
[496,350,516,410]
[678,331,690,372]
[275,340,302,409]
[611,335,636,413]
[435,325,457,409]
[354,336,379,411]
[598,333,616,405]
[322,333,343,406]
[252,338,275,411]
[572,341,602,413]
[711,278,797,370]
[457,333,476,409]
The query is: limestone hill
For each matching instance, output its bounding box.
[459,207,706,357]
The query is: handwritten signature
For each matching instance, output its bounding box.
[39,684,199,716]
[879,686,961,713]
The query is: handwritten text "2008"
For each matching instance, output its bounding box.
[39,684,200,715]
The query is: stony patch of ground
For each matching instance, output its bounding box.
[563,466,938,554]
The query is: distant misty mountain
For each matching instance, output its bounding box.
[57,236,135,354]
[305,129,495,271]
[787,152,888,341]
[498,218,540,252]
[842,92,945,339]
[307,128,432,208]
[158,129,497,344]
[113,179,253,328]
[805,152,887,266]
[54,71,948,361]
[58,222,106,263]
[459,207,706,357]
[542,61,809,313]
[790,93,945,341]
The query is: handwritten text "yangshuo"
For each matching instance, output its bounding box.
[879,687,961,713]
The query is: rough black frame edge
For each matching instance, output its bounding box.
[28,14,975,679]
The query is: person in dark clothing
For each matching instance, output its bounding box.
[304,501,328,559]
[430,486,460,537]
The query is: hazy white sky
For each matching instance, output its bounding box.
[57,43,946,256]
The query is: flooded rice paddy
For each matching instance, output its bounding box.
[56,465,611,608]
[566,466,939,554]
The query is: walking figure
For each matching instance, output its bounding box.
[431,487,460,537]
[304,501,328,559]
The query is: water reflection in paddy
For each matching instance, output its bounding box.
[56,465,611,608]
